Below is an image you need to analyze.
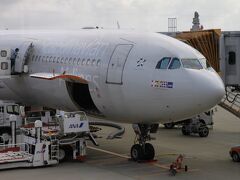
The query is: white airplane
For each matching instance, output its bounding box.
[0,29,225,161]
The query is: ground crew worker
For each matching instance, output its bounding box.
[10,48,19,74]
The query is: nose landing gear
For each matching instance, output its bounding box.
[131,124,158,161]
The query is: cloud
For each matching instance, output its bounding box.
[0,0,239,31]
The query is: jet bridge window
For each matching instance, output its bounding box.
[181,59,203,70]
[228,51,236,65]
[169,58,181,69]
[155,57,171,69]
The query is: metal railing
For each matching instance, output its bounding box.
[220,87,240,117]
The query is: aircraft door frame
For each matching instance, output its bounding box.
[106,44,133,85]
[0,106,4,125]
[14,42,33,73]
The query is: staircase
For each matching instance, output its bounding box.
[49,137,59,161]
[220,87,240,118]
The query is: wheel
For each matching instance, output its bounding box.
[58,146,73,162]
[0,129,11,144]
[169,168,177,176]
[199,126,209,137]
[144,143,155,160]
[164,123,175,129]
[58,148,66,161]
[232,152,240,162]
[131,144,143,161]
[182,125,190,136]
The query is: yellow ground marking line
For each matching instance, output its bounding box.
[87,146,130,159]
[87,146,200,172]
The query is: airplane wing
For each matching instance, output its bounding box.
[30,73,88,84]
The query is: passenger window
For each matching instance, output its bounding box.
[61,57,64,63]
[32,55,35,61]
[92,59,96,66]
[77,58,81,65]
[73,58,76,64]
[35,55,38,61]
[82,59,86,65]
[181,59,203,69]
[65,58,68,64]
[53,57,56,63]
[156,57,171,69]
[57,57,60,63]
[228,51,236,65]
[87,59,90,65]
[97,59,101,66]
[169,58,181,69]
[69,58,72,64]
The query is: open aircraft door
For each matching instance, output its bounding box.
[0,49,11,76]
[14,42,33,73]
[106,44,133,84]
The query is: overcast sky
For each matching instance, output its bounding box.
[0,0,240,32]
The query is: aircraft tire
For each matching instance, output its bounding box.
[144,143,155,160]
[199,126,209,137]
[164,123,175,129]
[131,144,143,161]
[232,152,240,162]
[181,125,190,136]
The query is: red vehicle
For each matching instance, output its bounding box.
[230,145,240,162]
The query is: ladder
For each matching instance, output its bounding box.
[49,136,59,161]
[220,87,240,117]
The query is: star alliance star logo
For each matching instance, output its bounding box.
[136,58,146,68]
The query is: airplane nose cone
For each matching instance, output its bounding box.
[204,75,225,105]
[190,70,225,110]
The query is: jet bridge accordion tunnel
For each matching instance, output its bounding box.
[175,29,221,73]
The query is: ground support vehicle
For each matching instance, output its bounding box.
[229,145,240,162]
[0,111,91,169]
[0,119,58,170]
[163,109,214,130]
[23,111,91,161]
[181,119,209,137]
[0,101,23,143]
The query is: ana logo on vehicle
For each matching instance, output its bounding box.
[69,122,84,129]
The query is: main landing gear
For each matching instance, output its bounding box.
[131,124,158,161]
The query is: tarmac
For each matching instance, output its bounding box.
[1,106,240,180]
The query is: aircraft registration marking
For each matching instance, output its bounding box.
[151,80,173,89]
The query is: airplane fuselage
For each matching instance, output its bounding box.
[0,30,225,124]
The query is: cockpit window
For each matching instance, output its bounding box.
[181,59,203,70]
[156,57,171,69]
[169,58,181,69]
[199,58,211,69]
